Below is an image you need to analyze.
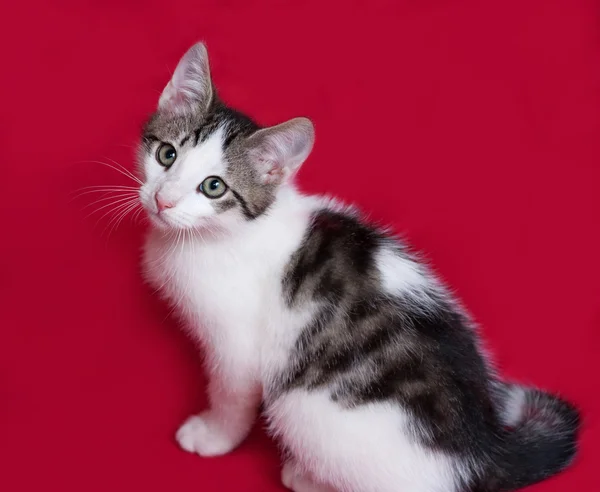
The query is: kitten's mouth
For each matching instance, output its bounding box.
[148,209,196,231]
[145,208,173,228]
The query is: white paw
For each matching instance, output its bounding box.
[175,413,237,457]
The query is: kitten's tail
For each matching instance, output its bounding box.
[483,382,580,491]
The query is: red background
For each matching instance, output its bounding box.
[1,1,598,490]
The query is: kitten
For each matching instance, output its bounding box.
[138,43,580,492]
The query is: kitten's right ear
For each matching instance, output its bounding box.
[247,118,315,185]
[158,42,213,114]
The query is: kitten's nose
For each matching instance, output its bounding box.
[155,193,174,213]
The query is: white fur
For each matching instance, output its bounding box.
[140,140,466,491]
[376,246,427,297]
[500,385,527,427]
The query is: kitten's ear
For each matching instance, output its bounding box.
[158,42,213,114]
[247,118,315,185]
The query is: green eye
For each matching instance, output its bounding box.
[199,176,227,198]
[156,143,177,168]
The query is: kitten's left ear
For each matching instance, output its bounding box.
[158,42,213,114]
[247,118,315,185]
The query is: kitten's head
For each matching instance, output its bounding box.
[137,42,314,233]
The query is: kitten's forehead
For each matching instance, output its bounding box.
[142,100,260,148]
[180,126,227,179]
[143,111,197,143]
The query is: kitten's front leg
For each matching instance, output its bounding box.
[176,372,261,457]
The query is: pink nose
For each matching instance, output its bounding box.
[155,194,174,213]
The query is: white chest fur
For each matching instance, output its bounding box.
[141,193,316,384]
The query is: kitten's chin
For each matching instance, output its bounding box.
[148,215,175,231]
[145,211,190,231]
[146,210,225,236]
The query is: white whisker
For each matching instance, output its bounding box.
[162,229,192,322]
[71,185,138,198]
[103,201,141,240]
[79,160,143,185]
[81,192,138,211]
[153,230,183,295]
[92,202,140,236]
[131,207,145,224]
[94,199,139,227]
[85,195,138,219]
[74,184,139,192]
[103,156,143,185]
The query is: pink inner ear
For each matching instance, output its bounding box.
[256,156,284,184]
[167,91,188,107]
[176,92,187,104]
[264,166,285,184]
[159,81,187,112]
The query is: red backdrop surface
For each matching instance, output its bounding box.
[1,1,598,491]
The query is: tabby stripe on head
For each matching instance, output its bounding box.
[193,128,202,146]
[223,130,240,148]
[229,188,257,220]
[142,134,160,151]
[179,135,190,146]
[193,113,220,146]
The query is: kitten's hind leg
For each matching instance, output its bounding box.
[281,461,337,492]
[270,390,463,492]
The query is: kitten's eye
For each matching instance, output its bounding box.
[199,176,227,199]
[156,143,177,168]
